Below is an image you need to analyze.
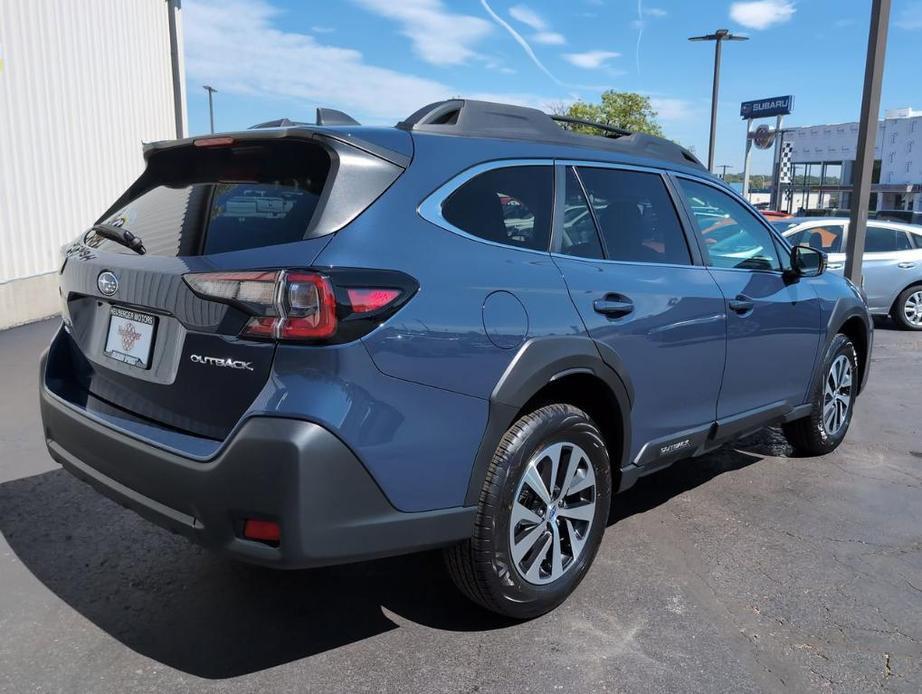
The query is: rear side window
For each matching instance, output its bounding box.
[865,224,913,252]
[441,166,553,251]
[559,167,604,259]
[577,167,691,265]
[89,141,331,256]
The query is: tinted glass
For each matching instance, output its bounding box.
[786,225,844,252]
[770,219,802,234]
[865,224,913,252]
[577,168,690,265]
[559,168,603,259]
[442,166,553,251]
[90,141,330,256]
[678,179,781,271]
[203,183,323,254]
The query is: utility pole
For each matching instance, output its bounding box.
[689,29,749,173]
[718,164,732,179]
[203,85,218,134]
[844,0,891,285]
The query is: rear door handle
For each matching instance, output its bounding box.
[593,296,634,317]
[728,295,755,314]
[898,261,917,269]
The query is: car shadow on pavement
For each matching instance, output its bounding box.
[0,431,780,679]
[608,427,786,525]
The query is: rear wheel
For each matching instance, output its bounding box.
[445,404,612,619]
[782,334,857,456]
[891,286,922,330]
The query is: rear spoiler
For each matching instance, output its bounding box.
[142,126,411,168]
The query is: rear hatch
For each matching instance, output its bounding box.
[55,130,407,440]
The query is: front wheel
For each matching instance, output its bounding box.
[892,286,922,330]
[444,404,612,619]
[782,334,858,456]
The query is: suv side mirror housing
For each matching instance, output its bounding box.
[790,245,825,278]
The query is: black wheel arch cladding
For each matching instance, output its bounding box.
[464,336,632,507]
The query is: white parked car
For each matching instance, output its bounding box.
[772,217,922,330]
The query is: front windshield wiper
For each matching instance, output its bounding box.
[91,223,146,255]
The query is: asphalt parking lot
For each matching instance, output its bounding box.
[1,318,920,693]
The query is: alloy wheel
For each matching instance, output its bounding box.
[508,442,597,585]
[823,354,853,435]
[904,290,922,327]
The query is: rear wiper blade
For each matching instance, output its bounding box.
[91,223,146,255]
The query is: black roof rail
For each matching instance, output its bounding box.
[549,115,631,138]
[397,99,704,170]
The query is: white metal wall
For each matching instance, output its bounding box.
[0,0,184,289]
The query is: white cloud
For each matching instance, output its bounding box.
[645,7,668,17]
[509,4,547,31]
[532,31,566,45]
[896,2,922,29]
[729,1,795,30]
[509,5,567,45]
[310,25,335,33]
[352,0,492,65]
[480,0,571,86]
[563,50,620,69]
[650,97,697,122]
[184,0,556,124]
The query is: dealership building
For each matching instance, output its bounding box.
[778,107,922,214]
[0,0,186,329]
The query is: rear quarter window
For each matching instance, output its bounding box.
[441,166,553,252]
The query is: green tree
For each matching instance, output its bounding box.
[557,91,663,137]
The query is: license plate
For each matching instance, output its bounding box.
[104,307,157,369]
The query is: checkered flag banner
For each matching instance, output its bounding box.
[779,141,793,184]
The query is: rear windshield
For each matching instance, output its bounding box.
[87,141,330,256]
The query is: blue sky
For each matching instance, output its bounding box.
[183,0,922,174]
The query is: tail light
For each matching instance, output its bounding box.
[183,268,416,343]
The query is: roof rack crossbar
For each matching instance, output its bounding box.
[549,115,631,138]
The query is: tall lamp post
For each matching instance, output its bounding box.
[689,29,748,173]
[844,0,891,285]
[203,85,218,134]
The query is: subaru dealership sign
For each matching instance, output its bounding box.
[740,95,794,119]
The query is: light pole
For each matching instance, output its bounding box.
[689,29,748,173]
[844,0,891,285]
[203,85,218,134]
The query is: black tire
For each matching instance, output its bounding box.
[444,404,612,619]
[782,334,858,456]
[890,285,922,331]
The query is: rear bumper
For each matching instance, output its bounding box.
[40,356,475,569]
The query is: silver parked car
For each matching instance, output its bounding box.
[772,217,922,330]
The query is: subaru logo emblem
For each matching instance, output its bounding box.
[97,271,119,296]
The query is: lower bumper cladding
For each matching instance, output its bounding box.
[40,360,475,569]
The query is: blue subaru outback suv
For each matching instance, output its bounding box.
[41,100,872,618]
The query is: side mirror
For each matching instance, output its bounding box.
[790,245,826,277]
